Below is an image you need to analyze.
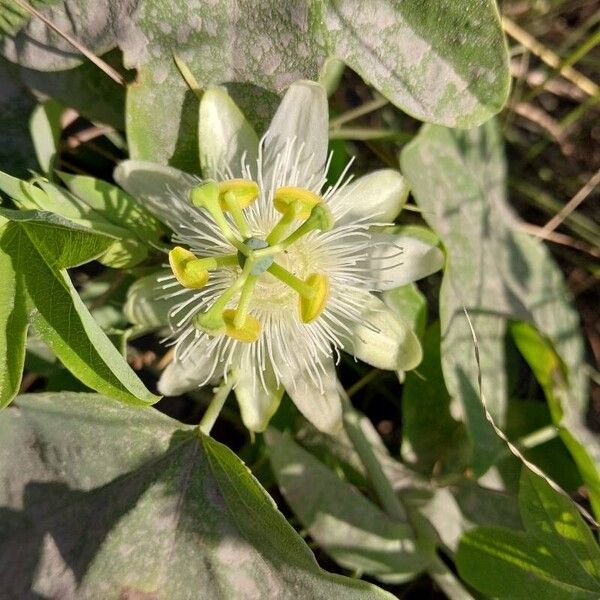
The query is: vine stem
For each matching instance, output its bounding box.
[199,378,235,436]
[429,555,476,600]
[329,95,389,129]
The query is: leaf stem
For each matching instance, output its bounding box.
[329,128,412,142]
[340,388,406,521]
[429,555,476,599]
[199,378,235,436]
[173,54,203,100]
[329,95,389,129]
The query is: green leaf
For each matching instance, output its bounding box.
[413,482,520,555]
[121,0,508,168]
[29,99,63,177]
[504,399,582,494]
[57,171,165,241]
[0,235,27,408]
[0,171,154,268]
[321,0,510,128]
[19,48,126,129]
[0,0,58,39]
[267,429,430,582]
[400,323,470,477]
[0,57,36,177]
[0,209,159,407]
[511,321,600,519]
[0,393,395,599]
[383,283,427,340]
[400,120,588,474]
[456,469,600,600]
[1,0,135,70]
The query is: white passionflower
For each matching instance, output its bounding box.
[117,81,443,433]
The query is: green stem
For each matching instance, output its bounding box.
[223,191,252,238]
[428,555,476,600]
[199,378,236,435]
[173,53,203,100]
[267,262,313,298]
[233,275,257,328]
[346,368,381,398]
[266,206,298,245]
[329,128,413,142]
[340,390,406,521]
[329,95,388,129]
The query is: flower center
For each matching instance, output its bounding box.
[168,180,334,342]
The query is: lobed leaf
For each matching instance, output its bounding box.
[267,429,431,582]
[400,120,589,476]
[0,393,395,599]
[456,469,600,600]
[0,208,159,407]
[0,171,159,268]
[511,322,600,519]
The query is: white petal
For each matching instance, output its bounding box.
[342,291,422,372]
[114,160,197,200]
[158,351,223,396]
[335,170,409,225]
[365,232,445,291]
[113,160,198,229]
[278,356,342,434]
[233,361,283,432]
[199,86,259,180]
[263,80,328,187]
[124,270,178,328]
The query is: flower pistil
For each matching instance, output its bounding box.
[168,179,333,344]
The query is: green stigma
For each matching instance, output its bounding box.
[237,237,274,275]
[172,180,335,342]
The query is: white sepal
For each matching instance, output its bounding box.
[199,86,259,180]
[262,80,328,188]
[158,351,224,396]
[233,361,283,432]
[278,355,343,434]
[124,270,178,329]
[335,169,409,225]
[343,290,422,371]
[365,231,445,291]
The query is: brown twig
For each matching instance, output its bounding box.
[540,168,600,236]
[518,222,600,259]
[157,348,175,370]
[63,125,113,150]
[509,100,572,154]
[503,16,599,98]
[11,0,125,86]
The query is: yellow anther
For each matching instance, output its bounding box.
[169,246,211,289]
[223,309,261,342]
[273,187,321,220]
[218,179,259,210]
[299,273,329,323]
